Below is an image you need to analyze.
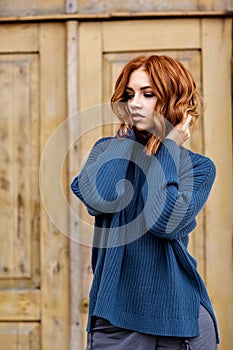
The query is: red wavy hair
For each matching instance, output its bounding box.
[111,55,200,154]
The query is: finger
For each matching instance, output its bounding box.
[182,114,192,128]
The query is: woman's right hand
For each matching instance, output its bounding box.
[165,114,192,146]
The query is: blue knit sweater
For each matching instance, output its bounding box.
[71,131,219,343]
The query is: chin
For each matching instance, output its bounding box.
[135,125,152,133]
[135,124,146,131]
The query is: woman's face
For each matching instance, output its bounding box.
[126,68,157,132]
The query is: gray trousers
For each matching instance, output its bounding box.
[86,305,218,350]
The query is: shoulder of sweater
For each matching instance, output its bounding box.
[93,136,114,147]
[90,136,115,153]
[180,146,216,175]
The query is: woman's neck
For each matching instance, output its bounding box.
[133,126,151,145]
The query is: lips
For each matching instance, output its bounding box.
[131,113,144,121]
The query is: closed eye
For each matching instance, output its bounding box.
[125,93,134,100]
[124,89,134,100]
[144,92,155,98]
[125,92,155,100]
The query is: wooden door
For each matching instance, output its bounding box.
[76,18,232,349]
[0,23,69,350]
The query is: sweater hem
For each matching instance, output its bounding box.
[88,305,200,339]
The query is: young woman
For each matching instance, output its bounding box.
[71,55,219,349]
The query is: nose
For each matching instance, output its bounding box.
[129,94,143,110]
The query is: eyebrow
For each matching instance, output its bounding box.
[126,86,153,91]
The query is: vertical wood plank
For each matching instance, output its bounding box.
[78,21,103,349]
[39,22,70,350]
[66,20,82,350]
[202,18,232,349]
[13,58,32,279]
[102,54,122,136]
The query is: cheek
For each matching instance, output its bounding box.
[126,101,132,111]
[146,103,156,117]
[146,98,156,111]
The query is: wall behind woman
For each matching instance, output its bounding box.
[0,1,232,350]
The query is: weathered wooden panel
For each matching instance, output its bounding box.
[0,54,40,288]
[0,0,66,16]
[0,323,40,350]
[103,19,201,52]
[0,24,38,52]
[0,0,231,17]
[0,290,40,320]
[78,0,232,13]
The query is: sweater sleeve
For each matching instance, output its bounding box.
[70,137,138,216]
[145,138,216,240]
[71,136,216,240]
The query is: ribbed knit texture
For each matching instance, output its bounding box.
[71,131,220,344]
